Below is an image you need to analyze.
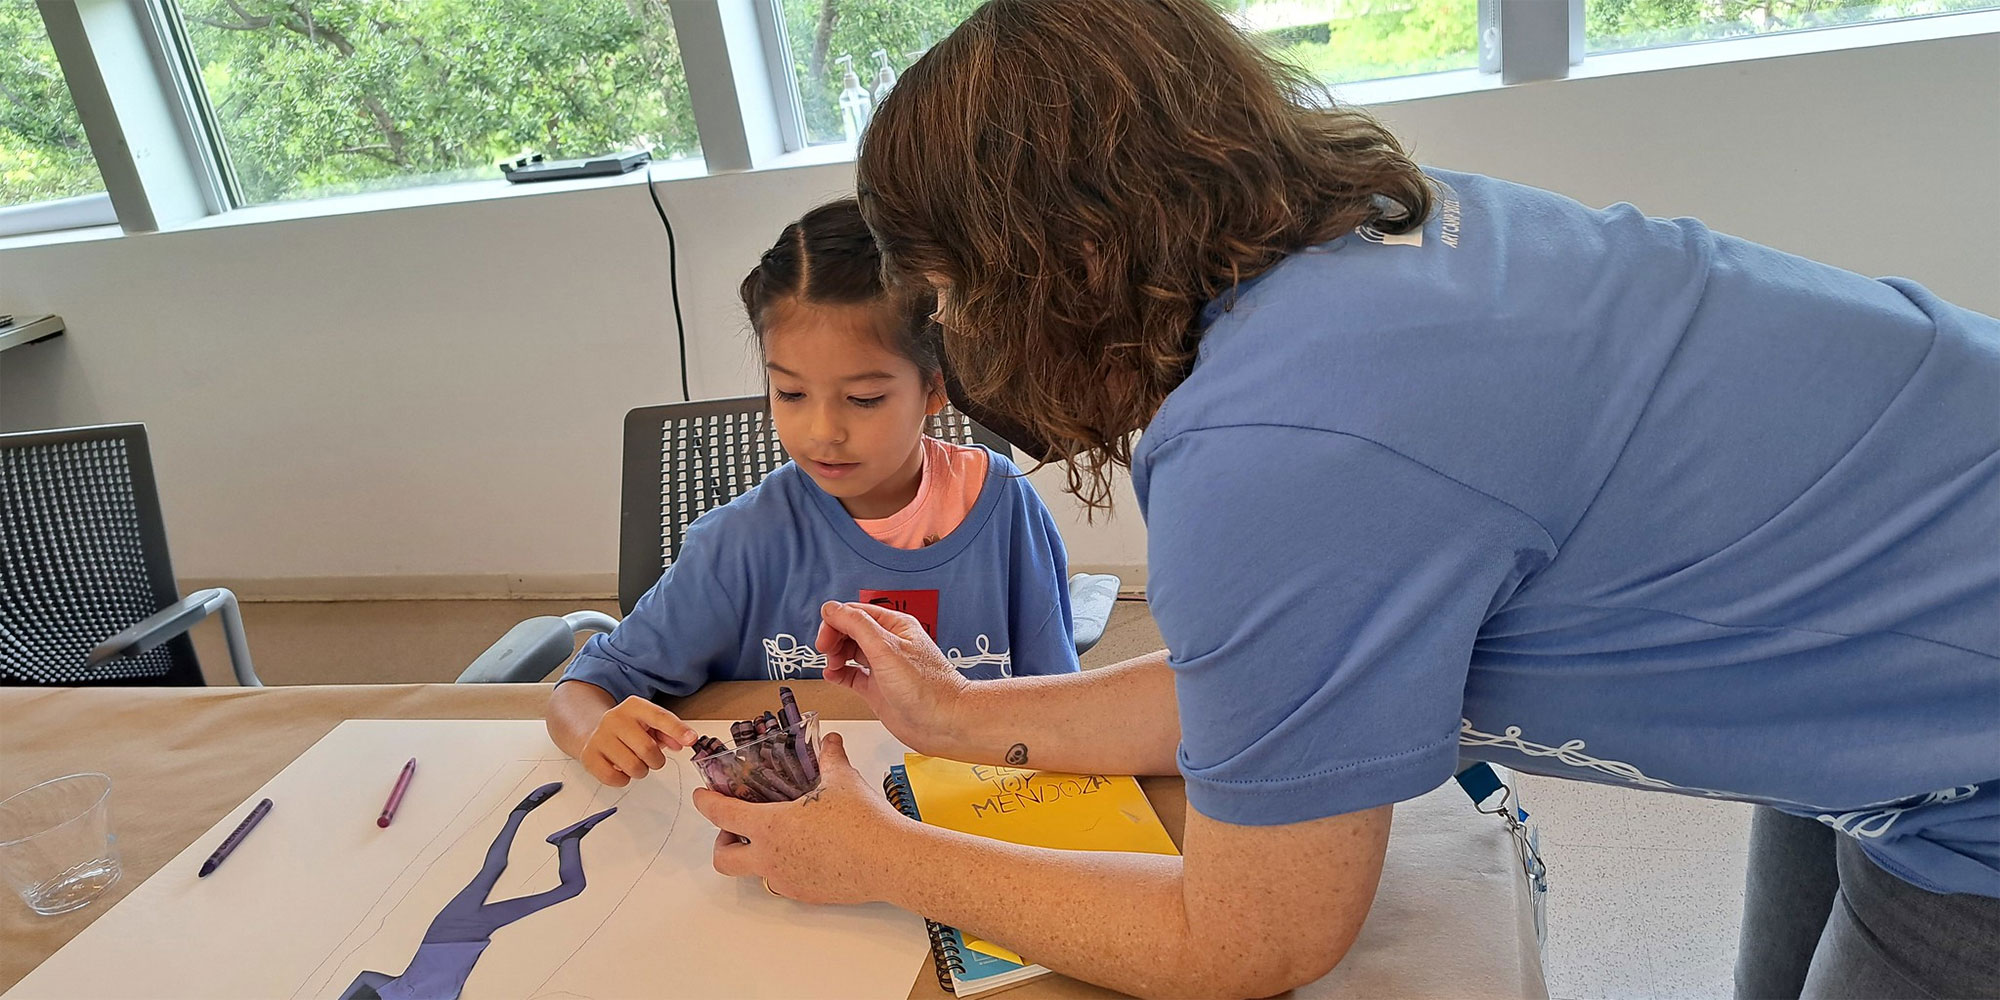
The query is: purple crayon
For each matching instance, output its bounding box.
[756,758,804,800]
[749,712,797,788]
[694,755,729,792]
[716,754,763,802]
[768,737,803,791]
[764,713,807,788]
[731,752,783,802]
[740,772,786,802]
[695,738,762,801]
[199,798,272,878]
[778,687,819,785]
[737,717,801,800]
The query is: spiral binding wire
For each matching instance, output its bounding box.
[885,770,966,994]
[883,766,915,817]
[927,920,966,994]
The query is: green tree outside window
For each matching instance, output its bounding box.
[4,0,1990,210]
[182,0,698,204]
[1,5,102,206]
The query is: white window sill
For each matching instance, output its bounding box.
[174,154,710,234]
[0,222,125,252]
[0,9,1991,254]
[0,156,707,252]
[757,141,864,172]
[1571,6,1999,82]
[1335,7,1996,106]
[0,192,119,244]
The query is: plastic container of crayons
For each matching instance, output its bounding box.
[691,690,821,803]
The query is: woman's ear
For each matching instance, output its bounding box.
[925,373,949,416]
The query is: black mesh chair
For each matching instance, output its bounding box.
[1,424,260,686]
[459,396,1119,683]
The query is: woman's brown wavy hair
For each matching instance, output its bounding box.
[856,0,1430,509]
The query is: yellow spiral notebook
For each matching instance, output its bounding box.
[884,754,1179,996]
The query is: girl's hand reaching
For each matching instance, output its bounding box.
[814,601,972,757]
[581,696,700,787]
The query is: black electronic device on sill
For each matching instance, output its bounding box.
[500,149,652,183]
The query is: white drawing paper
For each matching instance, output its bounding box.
[5,719,929,1000]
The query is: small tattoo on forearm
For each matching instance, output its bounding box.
[1005,743,1029,766]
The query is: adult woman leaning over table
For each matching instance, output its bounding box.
[691,2,2000,997]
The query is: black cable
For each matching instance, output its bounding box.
[644,159,692,402]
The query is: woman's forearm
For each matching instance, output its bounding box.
[873,819,1273,999]
[930,649,1180,775]
[863,800,1387,1000]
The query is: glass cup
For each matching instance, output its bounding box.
[0,772,121,916]
[693,713,822,803]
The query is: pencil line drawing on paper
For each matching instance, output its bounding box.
[293,758,558,999]
[294,754,681,1000]
[521,791,681,1000]
[337,780,616,1000]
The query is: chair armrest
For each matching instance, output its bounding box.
[1067,573,1121,657]
[89,587,263,686]
[457,612,619,684]
[89,589,224,664]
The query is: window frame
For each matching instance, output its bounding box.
[754,0,814,154]
[2,0,1994,242]
[0,5,117,232]
[151,0,244,210]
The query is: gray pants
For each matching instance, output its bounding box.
[1735,806,2000,999]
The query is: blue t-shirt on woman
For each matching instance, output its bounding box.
[563,448,1078,698]
[1135,168,1999,897]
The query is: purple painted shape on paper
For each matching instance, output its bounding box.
[338,782,614,1000]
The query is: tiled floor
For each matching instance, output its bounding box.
[187,596,1754,998]
[1518,773,1754,1000]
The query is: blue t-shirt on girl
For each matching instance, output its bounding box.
[562,448,1079,700]
[1135,168,1999,897]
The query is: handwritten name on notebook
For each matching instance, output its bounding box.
[962,766,1116,818]
[900,755,1179,855]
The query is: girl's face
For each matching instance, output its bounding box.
[763,298,945,519]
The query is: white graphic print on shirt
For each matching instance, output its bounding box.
[1459,718,1979,839]
[760,632,1012,680]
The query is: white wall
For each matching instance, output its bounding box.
[1372,34,2000,311]
[4,31,1995,593]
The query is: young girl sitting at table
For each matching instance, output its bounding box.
[544,199,1079,787]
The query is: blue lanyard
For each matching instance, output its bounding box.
[1454,762,1526,821]
[1456,761,1548,944]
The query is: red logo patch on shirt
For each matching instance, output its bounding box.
[859,589,939,639]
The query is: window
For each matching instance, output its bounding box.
[1588,0,1998,54]
[5,0,1990,235]
[768,0,1479,148]
[172,0,700,205]
[1228,0,1479,85]
[773,0,987,147]
[0,7,104,208]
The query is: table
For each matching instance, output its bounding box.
[0,683,1546,998]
